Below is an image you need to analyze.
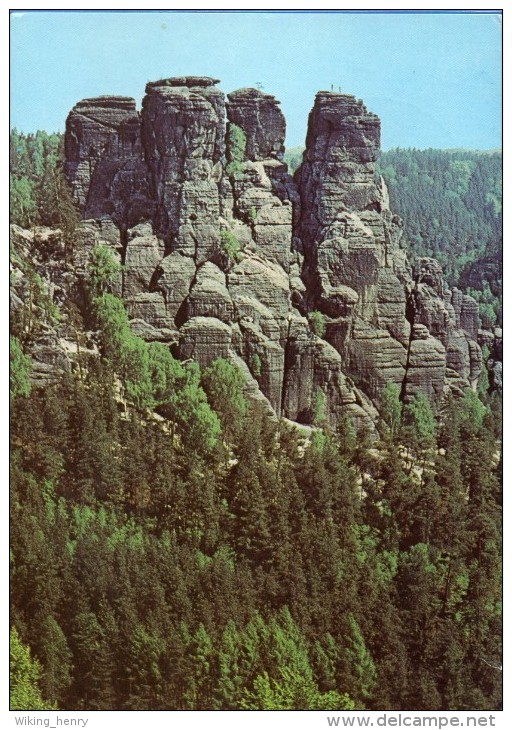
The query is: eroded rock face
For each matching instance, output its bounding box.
[403,325,447,403]
[151,252,196,322]
[65,97,152,227]
[123,223,165,297]
[62,78,485,431]
[408,264,483,393]
[296,93,381,256]
[186,262,234,323]
[294,93,403,353]
[294,91,482,407]
[227,88,286,161]
[141,77,224,257]
[179,317,232,369]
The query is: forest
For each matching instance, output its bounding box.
[10,131,502,711]
[377,148,502,329]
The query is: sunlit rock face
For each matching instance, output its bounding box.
[63,78,482,430]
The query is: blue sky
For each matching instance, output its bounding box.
[10,10,502,150]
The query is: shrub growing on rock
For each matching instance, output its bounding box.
[220,229,241,263]
[308,310,326,338]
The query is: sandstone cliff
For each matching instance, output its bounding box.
[61,77,483,430]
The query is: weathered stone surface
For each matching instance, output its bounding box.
[478,328,495,351]
[282,315,377,432]
[262,159,300,206]
[493,327,503,361]
[403,332,446,404]
[227,352,277,419]
[489,359,502,392]
[348,320,407,403]
[289,256,306,298]
[72,219,123,272]
[227,88,286,161]
[178,317,232,369]
[460,295,480,341]
[296,92,381,257]
[294,90,410,380]
[65,96,152,227]
[412,282,452,346]
[124,292,175,330]
[468,339,483,386]
[29,333,73,387]
[228,254,291,342]
[146,76,220,89]
[478,327,503,392]
[129,318,178,343]
[141,79,224,245]
[151,252,196,321]
[232,295,282,344]
[174,221,220,265]
[414,257,444,297]
[146,77,226,167]
[377,269,410,344]
[323,315,354,362]
[315,217,381,321]
[186,262,234,323]
[61,79,490,429]
[230,161,274,221]
[123,224,165,296]
[446,328,473,381]
[238,319,285,414]
[219,176,235,220]
[253,200,293,270]
[408,276,482,389]
[281,317,317,423]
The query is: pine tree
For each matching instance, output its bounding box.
[70,611,116,710]
[10,627,56,710]
[9,335,32,399]
[202,358,248,442]
[34,615,73,706]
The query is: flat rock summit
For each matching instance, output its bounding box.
[61,75,482,430]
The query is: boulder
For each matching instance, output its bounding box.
[123,225,165,296]
[178,317,233,369]
[186,262,234,323]
[151,252,196,321]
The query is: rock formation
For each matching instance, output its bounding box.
[65,96,153,227]
[226,88,286,161]
[62,77,483,431]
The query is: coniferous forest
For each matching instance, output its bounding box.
[10,129,502,712]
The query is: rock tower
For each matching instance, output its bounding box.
[64,77,482,430]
